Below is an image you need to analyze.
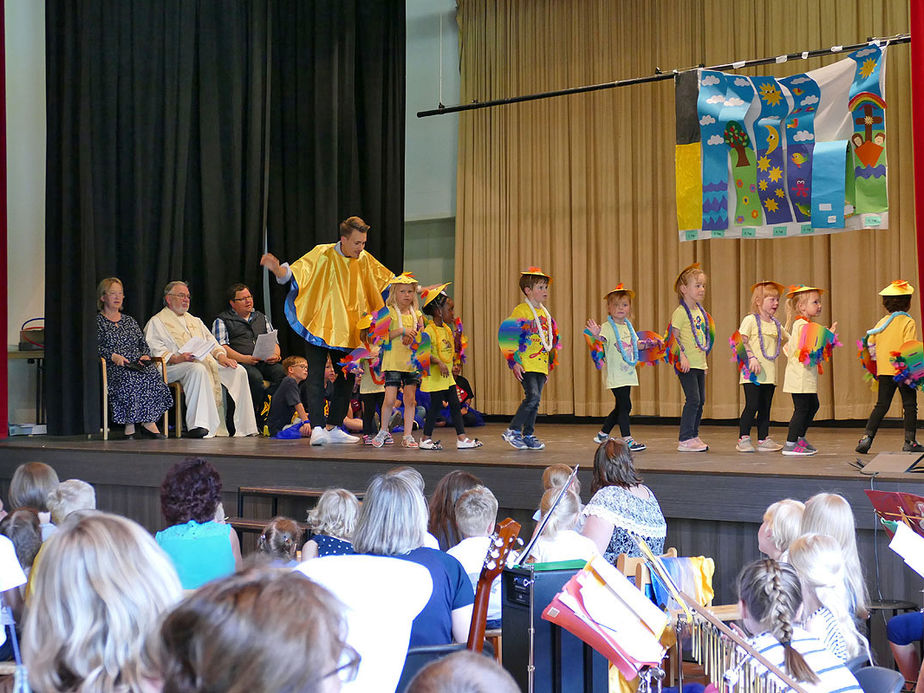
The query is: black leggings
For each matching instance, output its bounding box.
[601,386,632,437]
[739,383,775,440]
[424,387,464,437]
[787,393,819,443]
[360,392,385,436]
[865,376,917,439]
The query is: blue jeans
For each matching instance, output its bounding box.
[678,368,705,442]
[510,372,546,436]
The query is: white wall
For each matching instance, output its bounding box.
[5,0,46,426]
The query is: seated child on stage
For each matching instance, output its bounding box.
[373,273,424,449]
[303,489,359,559]
[667,263,714,453]
[266,356,310,438]
[734,281,788,453]
[782,286,838,456]
[856,280,924,454]
[585,283,650,452]
[500,267,560,451]
[418,283,482,450]
[446,486,502,629]
[527,488,598,565]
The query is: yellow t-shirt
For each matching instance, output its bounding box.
[359,356,385,394]
[669,304,710,371]
[509,301,556,375]
[421,322,456,393]
[600,319,639,389]
[867,313,917,377]
[381,307,423,373]
[783,318,817,394]
[737,314,789,385]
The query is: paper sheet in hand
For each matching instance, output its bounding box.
[889,522,924,578]
[252,330,278,361]
[180,337,215,361]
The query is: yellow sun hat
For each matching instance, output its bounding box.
[389,271,418,285]
[521,266,552,283]
[750,280,785,295]
[786,284,825,298]
[880,280,915,296]
[356,313,373,330]
[603,283,635,301]
[420,282,451,308]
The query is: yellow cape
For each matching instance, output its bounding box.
[286,243,393,350]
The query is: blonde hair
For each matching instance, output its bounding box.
[9,461,59,512]
[455,486,498,538]
[674,263,706,300]
[800,493,869,619]
[762,499,804,556]
[785,290,819,332]
[306,489,360,540]
[788,533,867,660]
[352,474,428,555]
[750,284,781,315]
[407,649,519,693]
[96,277,123,311]
[386,278,420,313]
[542,464,580,496]
[24,513,182,693]
[46,479,97,525]
[257,517,302,561]
[539,488,582,538]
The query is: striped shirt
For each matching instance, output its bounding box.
[749,628,862,693]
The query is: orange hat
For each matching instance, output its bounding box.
[603,283,635,301]
[751,280,785,295]
[880,280,914,296]
[521,266,552,283]
[786,284,825,298]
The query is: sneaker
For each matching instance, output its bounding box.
[694,437,709,450]
[677,438,708,452]
[384,432,395,446]
[362,434,374,446]
[502,428,528,450]
[326,428,359,444]
[855,435,873,454]
[624,437,647,452]
[782,441,817,456]
[402,435,419,449]
[593,432,609,444]
[736,436,755,453]
[457,437,483,449]
[420,438,443,450]
[757,437,783,452]
[903,440,924,453]
[798,437,817,452]
[310,426,328,446]
[371,430,388,448]
[523,435,546,450]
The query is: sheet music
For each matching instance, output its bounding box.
[179,336,214,361]
[252,330,278,361]
[889,522,924,578]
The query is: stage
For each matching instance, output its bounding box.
[1,420,922,651]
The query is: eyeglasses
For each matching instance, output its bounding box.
[292,363,308,370]
[231,295,253,302]
[168,293,191,300]
[321,645,361,684]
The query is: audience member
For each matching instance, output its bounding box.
[386,466,440,548]
[352,473,474,646]
[46,479,97,525]
[757,498,804,560]
[581,439,666,561]
[427,470,483,550]
[145,280,258,438]
[23,513,182,693]
[447,486,501,628]
[156,566,353,693]
[303,489,359,559]
[406,650,519,693]
[256,516,302,566]
[800,492,869,619]
[529,488,598,564]
[9,461,59,540]
[0,509,41,619]
[155,457,242,589]
[212,282,285,427]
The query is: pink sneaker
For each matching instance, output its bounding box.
[677,438,708,452]
[694,436,709,450]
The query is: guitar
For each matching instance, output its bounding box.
[466,517,522,652]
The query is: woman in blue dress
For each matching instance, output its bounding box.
[96,277,172,438]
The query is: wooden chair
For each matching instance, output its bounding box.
[152,356,184,438]
[101,357,170,440]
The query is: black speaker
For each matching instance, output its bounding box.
[501,565,608,692]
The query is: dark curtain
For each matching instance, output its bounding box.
[45,0,406,435]
[45,1,271,434]
[266,0,406,359]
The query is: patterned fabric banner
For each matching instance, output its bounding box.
[674,46,888,241]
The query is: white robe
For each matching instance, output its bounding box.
[144,308,258,437]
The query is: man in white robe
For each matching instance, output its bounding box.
[144,281,258,438]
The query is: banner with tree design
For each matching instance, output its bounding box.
[674,45,888,241]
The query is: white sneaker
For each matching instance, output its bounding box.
[457,437,483,449]
[736,436,755,453]
[757,437,783,452]
[593,432,609,444]
[326,428,359,444]
[310,426,328,446]
[677,438,708,452]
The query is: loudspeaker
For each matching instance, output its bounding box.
[501,565,608,693]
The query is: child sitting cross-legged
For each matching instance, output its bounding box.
[266,356,310,438]
[446,485,502,629]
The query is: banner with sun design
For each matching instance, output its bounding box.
[674,45,888,241]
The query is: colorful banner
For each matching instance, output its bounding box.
[674,46,889,241]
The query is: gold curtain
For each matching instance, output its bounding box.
[455,0,914,422]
